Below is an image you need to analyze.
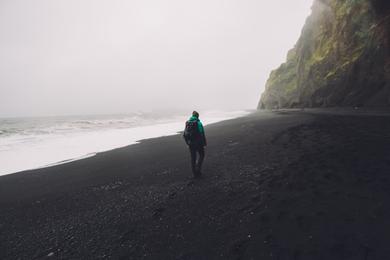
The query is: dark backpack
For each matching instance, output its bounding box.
[184,120,199,144]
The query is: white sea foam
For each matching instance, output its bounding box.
[0,110,251,176]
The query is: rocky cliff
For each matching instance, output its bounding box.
[259,0,390,109]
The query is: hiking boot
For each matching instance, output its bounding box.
[195,167,202,178]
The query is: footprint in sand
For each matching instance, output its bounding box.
[152,207,165,218]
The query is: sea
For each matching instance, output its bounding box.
[0,110,251,176]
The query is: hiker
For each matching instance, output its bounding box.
[183,111,207,177]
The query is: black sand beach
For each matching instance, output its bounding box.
[1,109,390,259]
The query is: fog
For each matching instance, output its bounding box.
[0,0,312,117]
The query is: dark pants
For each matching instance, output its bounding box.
[189,145,205,177]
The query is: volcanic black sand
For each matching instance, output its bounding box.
[1,109,390,259]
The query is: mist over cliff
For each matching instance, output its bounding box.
[259,0,390,109]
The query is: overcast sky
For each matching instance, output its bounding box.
[0,0,312,117]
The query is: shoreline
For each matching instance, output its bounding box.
[1,109,390,259]
[0,110,252,177]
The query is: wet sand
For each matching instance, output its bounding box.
[1,109,390,259]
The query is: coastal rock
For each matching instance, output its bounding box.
[259,0,390,109]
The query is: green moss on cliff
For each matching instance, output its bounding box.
[259,0,390,109]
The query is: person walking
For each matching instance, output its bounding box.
[183,111,207,178]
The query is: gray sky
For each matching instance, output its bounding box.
[0,0,312,117]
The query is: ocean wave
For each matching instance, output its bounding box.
[0,111,251,175]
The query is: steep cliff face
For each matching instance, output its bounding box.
[259,0,390,109]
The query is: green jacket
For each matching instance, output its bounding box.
[188,116,205,133]
[185,116,207,146]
